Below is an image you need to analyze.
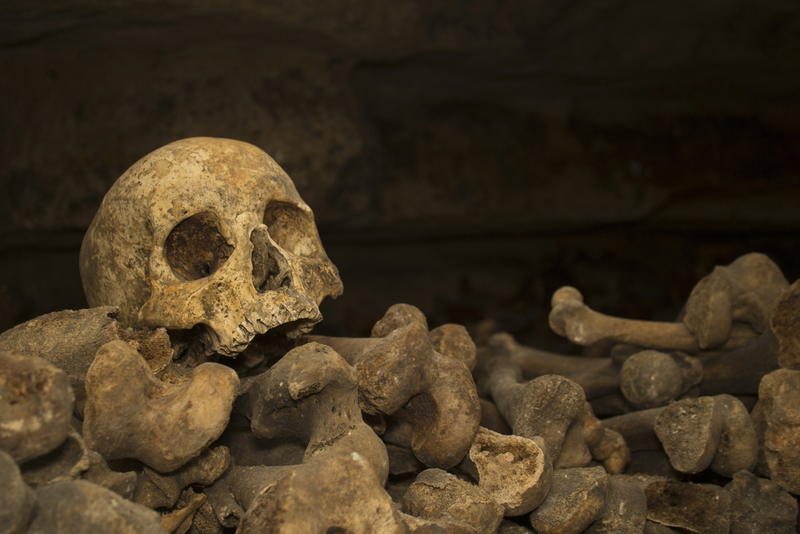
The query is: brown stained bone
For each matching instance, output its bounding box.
[644,480,731,534]
[429,323,478,371]
[549,286,701,352]
[311,321,481,469]
[132,446,231,510]
[238,450,408,534]
[554,416,593,469]
[0,352,75,463]
[480,353,586,461]
[580,402,631,474]
[479,398,513,435]
[237,342,389,484]
[371,302,429,337]
[83,340,239,473]
[20,429,137,498]
[725,470,798,534]
[0,307,173,388]
[654,397,723,474]
[160,489,207,534]
[478,332,620,400]
[751,368,800,493]
[682,252,789,350]
[458,427,553,516]
[619,350,684,409]
[403,468,505,534]
[528,465,609,534]
[584,475,647,534]
[710,394,758,477]
[26,480,166,534]
[603,407,665,452]
[0,449,36,534]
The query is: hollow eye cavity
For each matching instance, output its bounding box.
[262,202,320,257]
[165,212,233,280]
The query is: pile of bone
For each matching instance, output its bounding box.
[1,252,799,534]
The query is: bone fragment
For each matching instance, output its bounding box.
[83,340,239,472]
[554,417,593,469]
[691,279,800,396]
[132,446,231,509]
[429,323,477,371]
[683,252,789,349]
[644,523,677,534]
[238,450,407,534]
[0,351,75,463]
[625,450,682,480]
[160,490,206,534]
[725,470,798,534]
[20,429,137,498]
[584,475,647,534]
[238,342,389,483]
[371,302,429,337]
[751,368,800,493]
[710,394,758,477]
[644,480,731,534]
[0,450,35,534]
[26,480,166,534]
[550,286,700,351]
[459,427,552,516]
[528,465,608,534]
[403,468,504,534]
[654,396,723,474]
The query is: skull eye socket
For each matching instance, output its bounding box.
[165,212,233,280]
[263,202,319,257]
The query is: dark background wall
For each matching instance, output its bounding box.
[2,1,799,350]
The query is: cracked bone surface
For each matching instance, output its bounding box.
[528,465,609,534]
[458,427,552,516]
[0,352,75,463]
[644,480,731,534]
[80,137,343,358]
[83,340,239,472]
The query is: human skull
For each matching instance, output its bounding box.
[80,137,343,357]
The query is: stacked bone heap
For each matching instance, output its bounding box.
[0,138,798,534]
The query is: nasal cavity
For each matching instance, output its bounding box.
[251,226,292,292]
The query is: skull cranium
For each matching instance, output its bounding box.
[80,137,343,357]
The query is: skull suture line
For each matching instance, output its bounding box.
[80,138,343,357]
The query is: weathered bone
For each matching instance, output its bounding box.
[25,480,165,534]
[682,252,789,349]
[237,450,408,534]
[528,465,609,534]
[725,470,798,533]
[160,489,206,534]
[478,351,586,461]
[0,449,36,534]
[584,475,647,534]
[403,468,505,533]
[310,319,481,469]
[619,350,684,409]
[20,429,137,498]
[458,427,552,516]
[751,368,800,494]
[83,340,239,472]
[698,278,800,396]
[550,286,701,351]
[710,394,758,477]
[238,342,389,483]
[0,351,75,463]
[654,396,723,474]
[132,446,231,510]
[80,137,343,358]
[644,480,731,534]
